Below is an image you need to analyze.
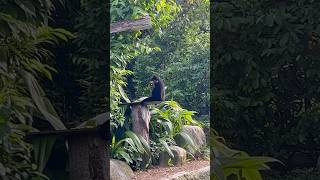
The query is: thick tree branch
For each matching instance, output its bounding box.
[110,15,152,33]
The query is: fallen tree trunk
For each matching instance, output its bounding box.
[110,15,152,33]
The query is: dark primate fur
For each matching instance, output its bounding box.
[141,76,165,103]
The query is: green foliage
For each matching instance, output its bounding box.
[110,0,180,30]
[32,137,57,173]
[150,136,175,165]
[110,0,180,132]
[212,0,320,170]
[111,99,205,169]
[111,130,151,170]
[211,129,282,180]
[110,0,181,170]
[149,101,203,163]
[133,0,209,117]
[72,0,108,120]
[0,1,72,179]
[0,105,44,180]
[110,0,209,173]
[151,101,200,137]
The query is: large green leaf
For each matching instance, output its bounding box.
[211,129,282,180]
[118,84,131,103]
[159,138,174,157]
[125,131,145,154]
[221,156,282,169]
[117,149,133,164]
[32,136,57,172]
[75,112,109,128]
[137,134,151,156]
[22,70,66,130]
[175,131,196,152]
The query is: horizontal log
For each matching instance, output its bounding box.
[110,15,152,33]
[26,128,98,138]
[119,101,163,106]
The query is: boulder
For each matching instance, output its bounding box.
[159,146,187,166]
[110,159,134,180]
[175,125,206,154]
[169,166,210,180]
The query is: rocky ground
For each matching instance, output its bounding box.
[132,160,209,180]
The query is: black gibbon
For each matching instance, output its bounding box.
[141,75,165,103]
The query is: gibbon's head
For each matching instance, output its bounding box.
[151,75,160,85]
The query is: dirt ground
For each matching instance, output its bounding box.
[132,160,209,180]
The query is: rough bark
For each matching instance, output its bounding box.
[110,15,152,33]
[69,135,109,180]
[131,104,150,143]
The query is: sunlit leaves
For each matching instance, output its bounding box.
[111,131,150,168]
[134,1,209,116]
[110,0,180,135]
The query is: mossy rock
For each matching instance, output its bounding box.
[110,159,134,180]
[159,146,187,167]
[175,125,206,155]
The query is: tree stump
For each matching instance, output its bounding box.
[68,135,109,180]
[131,104,151,143]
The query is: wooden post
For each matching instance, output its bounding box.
[69,135,109,180]
[131,104,151,143]
[27,128,109,180]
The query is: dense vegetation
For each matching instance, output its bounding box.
[132,1,210,118]
[111,1,279,180]
[212,0,320,178]
[0,1,70,179]
[0,0,107,179]
[110,0,210,170]
[1,0,318,180]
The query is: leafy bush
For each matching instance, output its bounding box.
[149,101,202,161]
[211,129,282,180]
[111,100,207,169]
[111,130,151,170]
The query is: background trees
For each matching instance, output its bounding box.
[110,0,181,137]
[132,0,210,119]
[212,0,320,176]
